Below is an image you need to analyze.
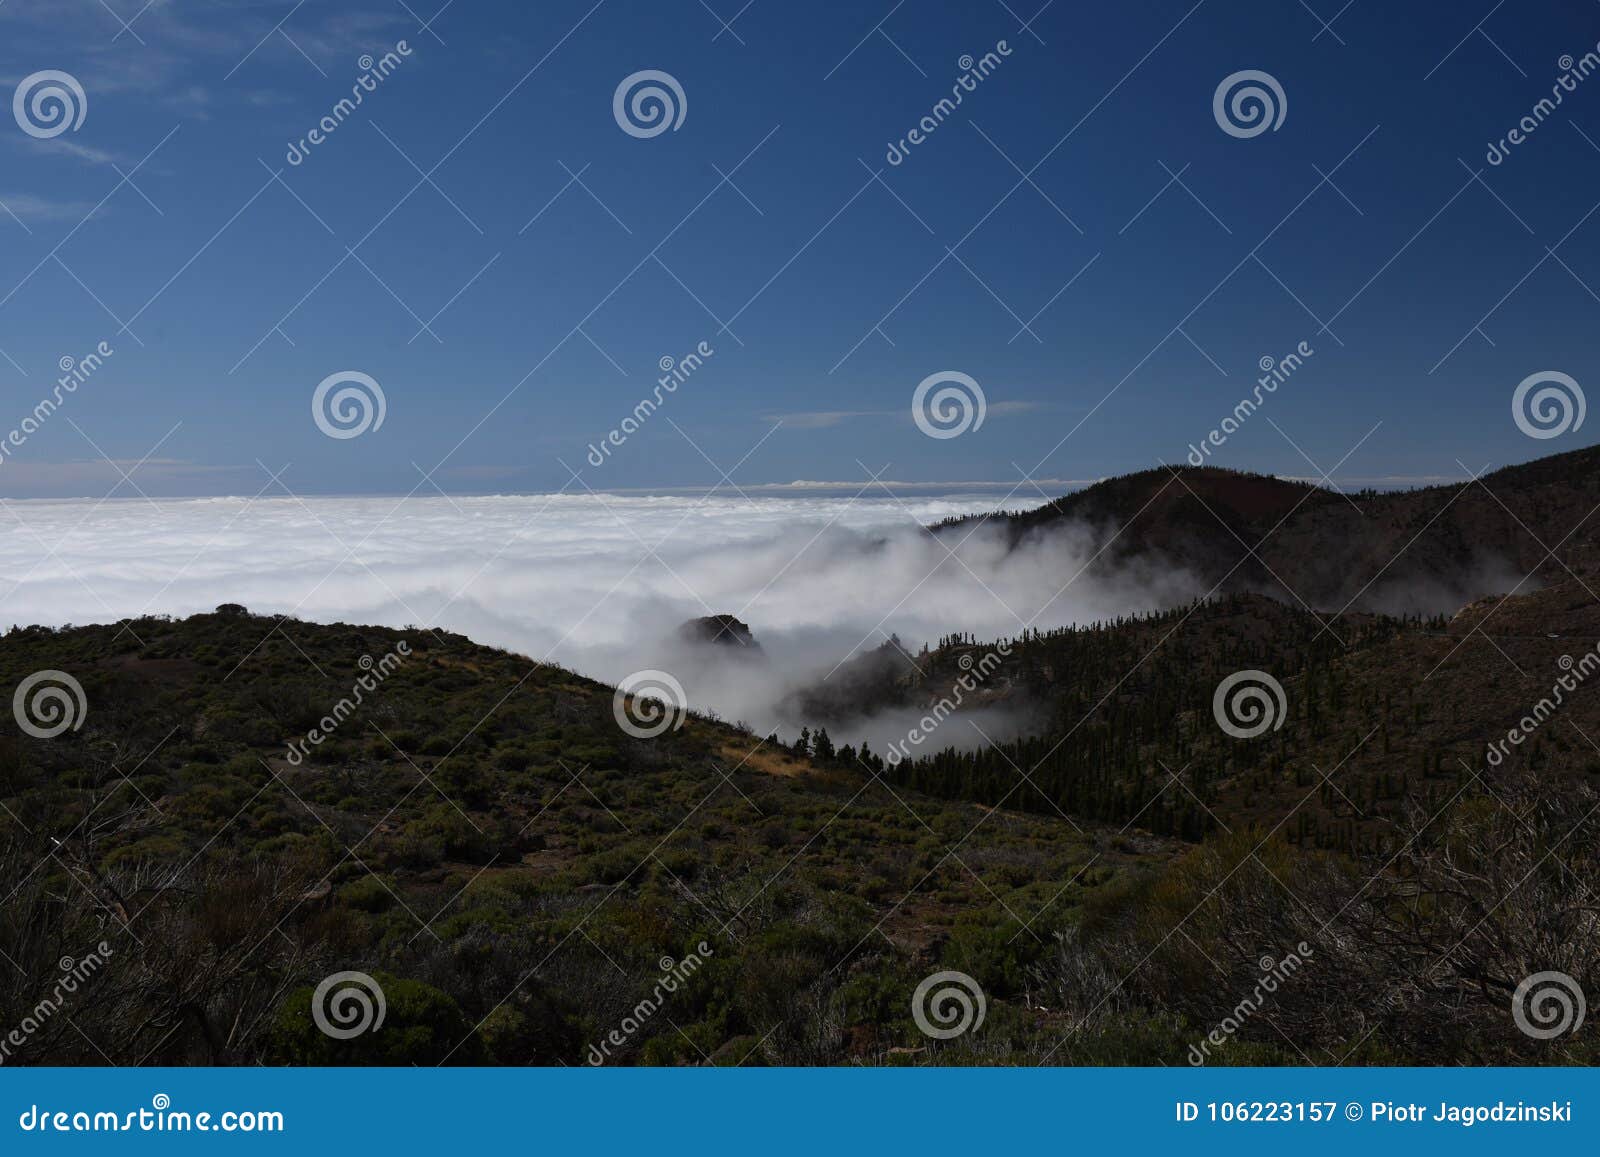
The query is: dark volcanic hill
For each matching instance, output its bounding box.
[931,444,1600,615]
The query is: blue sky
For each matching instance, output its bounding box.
[1,0,1598,497]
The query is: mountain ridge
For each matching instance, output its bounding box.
[928,442,1600,615]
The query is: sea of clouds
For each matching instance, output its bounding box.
[0,493,1200,750]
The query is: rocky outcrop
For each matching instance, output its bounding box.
[678,614,762,652]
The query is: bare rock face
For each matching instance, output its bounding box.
[678,614,762,652]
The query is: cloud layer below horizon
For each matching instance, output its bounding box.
[0,493,1199,748]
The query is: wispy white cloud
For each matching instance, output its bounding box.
[766,409,885,430]
[17,137,125,166]
[765,399,1047,429]
[0,192,100,222]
